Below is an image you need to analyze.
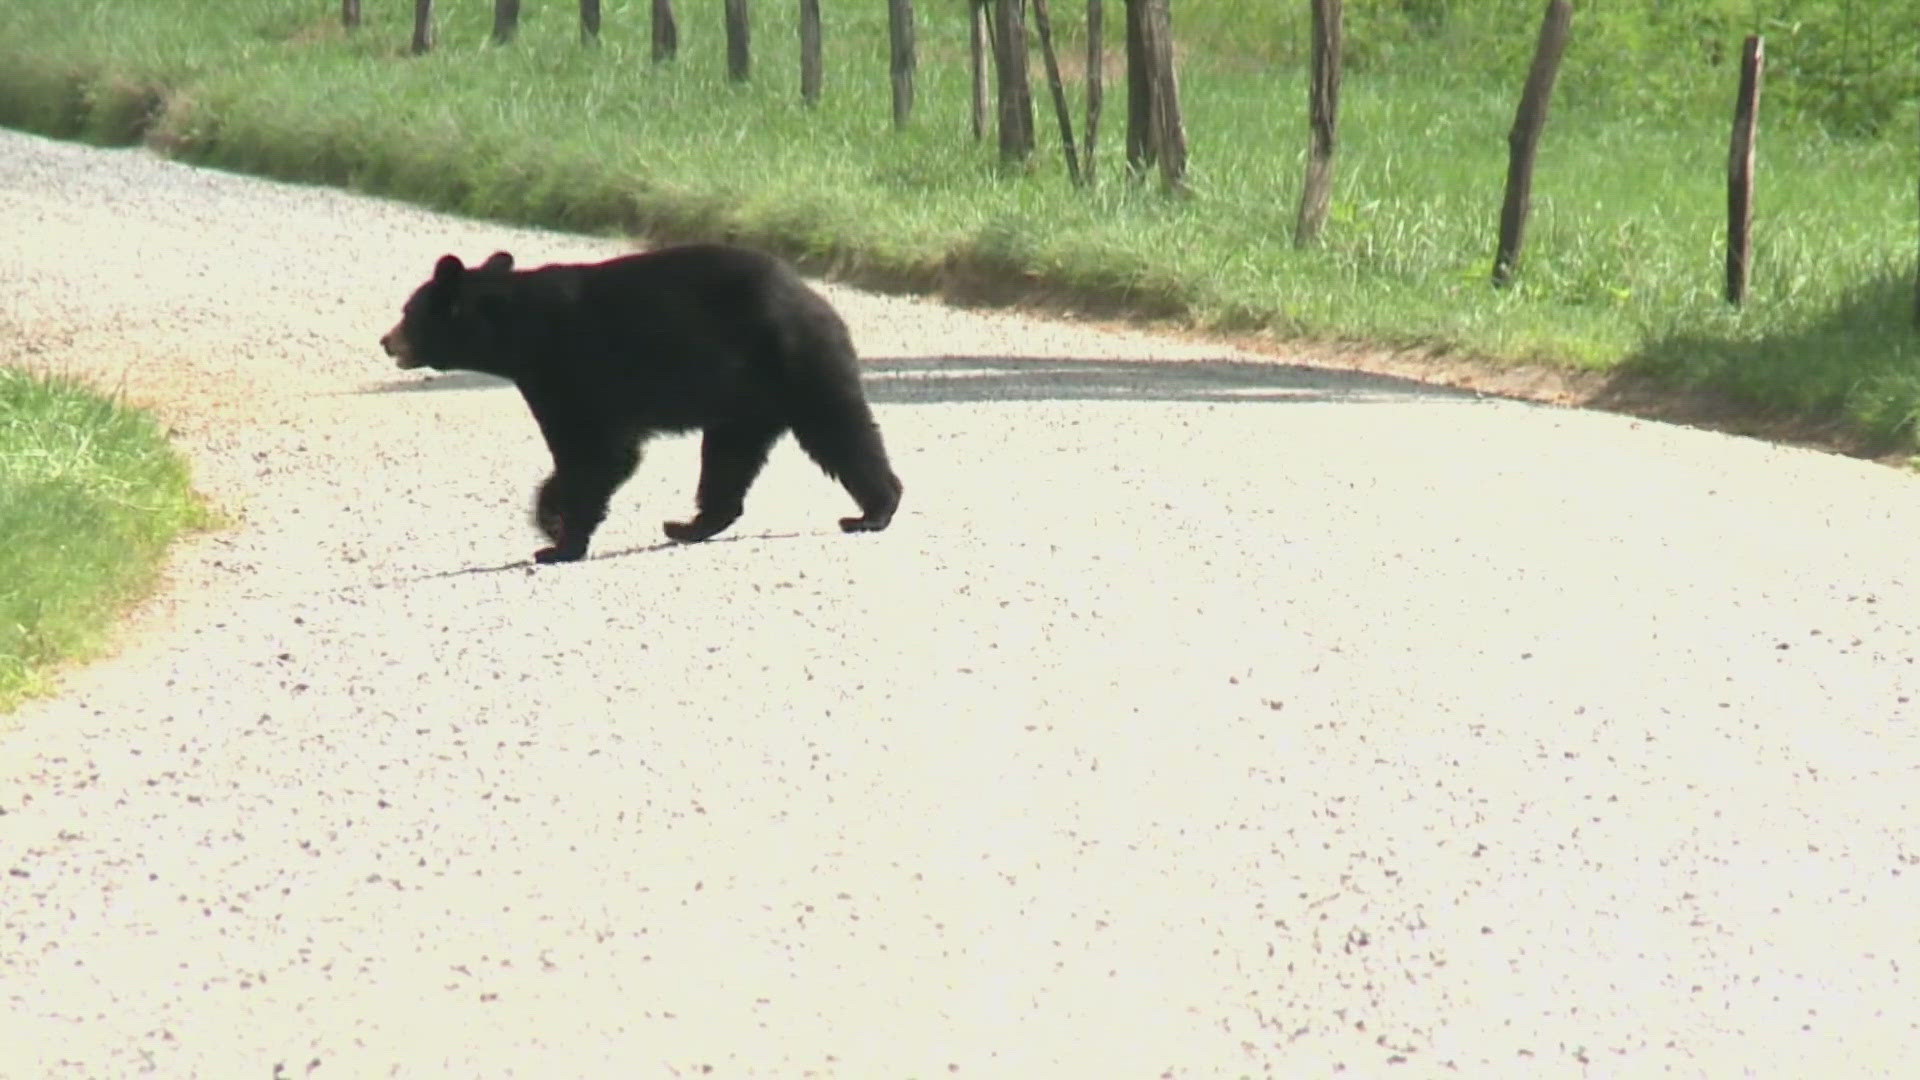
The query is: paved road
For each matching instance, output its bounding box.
[4,128,1919,1078]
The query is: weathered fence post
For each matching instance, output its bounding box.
[799,0,823,105]
[580,0,601,43]
[342,0,361,30]
[994,0,1036,163]
[1295,0,1343,245]
[1140,0,1186,190]
[1726,35,1764,307]
[888,0,916,128]
[1084,0,1103,183]
[1122,0,1183,188]
[721,0,752,82]
[1031,0,1083,184]
[411,0,434,54]
[652,0,679,61]
[493,0,520,44]
[1492,0,1572,287]
[970,1,991,140]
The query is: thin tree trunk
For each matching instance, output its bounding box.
[799,0,823,105]
[342,0,361,30]
[888,0,916,128]
[1124,0,1150,171]
[411,0,434,55]
[652,0,679,62]
[994,0,1035,163]
[493,0,520,44]
[1726,35,1764,307]
[725,0,752,82]
[1493,0,1573,287]
[970,1,991,141]
[1084,0,1102,183]
[1030,0,1082,184]
[580,0,601,43]
[1295,0,1343,245]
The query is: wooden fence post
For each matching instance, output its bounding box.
[1031,0,1083,184]
[342,0,361,30]
[725,0,752,82]
[1084,0,1103,183]
[994,0,1035,163]
[1492,0,1572,287]
[493,0,520,44]
[1726,35,1764,307]
[970,1,990,141]
[1140,0,1186,190]
[888,0,916,128]
[1295,0,1342,245]
[580,0,601,43]
[799,0,823,105]
[652,0,679,61]
[411,0,434,55]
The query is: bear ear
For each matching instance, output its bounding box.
[480,251,514,273]
[433,254,466,286]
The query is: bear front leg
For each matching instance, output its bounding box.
[530,442,639,564]
[520,393,642,564]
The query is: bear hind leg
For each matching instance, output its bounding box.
[664,423,785,543]
[790,403,901,534]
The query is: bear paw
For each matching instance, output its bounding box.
[533,545,586,564]
[663,519,724,543]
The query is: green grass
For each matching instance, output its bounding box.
[1,0,1918,444]
[0,368,207,712]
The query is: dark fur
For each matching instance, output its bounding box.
[380,243,902,563]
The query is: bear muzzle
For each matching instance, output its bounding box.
[380,322,420,369]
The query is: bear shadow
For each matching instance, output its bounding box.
[408,529,813,580]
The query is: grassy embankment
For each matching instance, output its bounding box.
[3,1,1916,438]
[0,369,207,711]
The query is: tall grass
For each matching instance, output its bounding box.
[0,368,207,711]
[1,0,1917,442]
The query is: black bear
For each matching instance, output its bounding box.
[379,243,902,564]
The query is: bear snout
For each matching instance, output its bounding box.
[381,323,418,369]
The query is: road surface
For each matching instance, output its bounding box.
[3,128,1919,1077]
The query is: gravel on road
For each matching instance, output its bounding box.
[4,128,1919,1078]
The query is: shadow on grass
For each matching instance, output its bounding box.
[1595,267,1920,456]
[367,355,1486,407]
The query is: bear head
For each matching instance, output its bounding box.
[380,251,517,373]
